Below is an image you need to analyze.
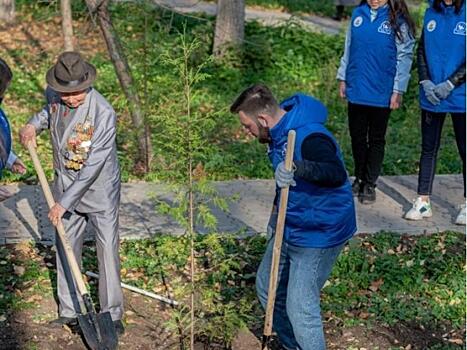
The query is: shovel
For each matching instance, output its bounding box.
[261,130,296,350]
[27,144,118,350]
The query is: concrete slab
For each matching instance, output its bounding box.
[0,175,464,245]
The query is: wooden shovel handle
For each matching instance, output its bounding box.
[262,130,296,341]
[27,143,89,297]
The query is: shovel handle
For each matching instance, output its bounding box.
[27,143,89,297]
[262,130,296,342]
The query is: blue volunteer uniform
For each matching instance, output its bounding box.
[268,94,357,248]
[345,4,399,107]
[0,108,12,176]
[420,2,466,113]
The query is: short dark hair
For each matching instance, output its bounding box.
[433,0,464,13]
[230,84,280,117]
[0,58,12,97]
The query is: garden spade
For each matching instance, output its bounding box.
[27,144,118,350]
[261,130,296,350]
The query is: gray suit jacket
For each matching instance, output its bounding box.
[29,87,120,213]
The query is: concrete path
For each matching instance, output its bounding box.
[0,175,464,245]
[152,0,343,35]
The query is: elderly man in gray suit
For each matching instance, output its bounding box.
[20,51,124,335]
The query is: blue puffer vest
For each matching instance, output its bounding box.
[420,2,466,113]
[346,4,398,108]
[0,108,12,176]
[269,94,357,248]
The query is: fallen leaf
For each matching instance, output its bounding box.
[448,339,464,345]
[0,315,6,322]
[126,318,137,325]
[369,279,384,292]
[358,312,370,319]
[13,265,25,276]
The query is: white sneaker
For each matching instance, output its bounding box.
[455,203,466,225]
[405,197,432,221]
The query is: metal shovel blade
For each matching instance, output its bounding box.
[78,311,118,350]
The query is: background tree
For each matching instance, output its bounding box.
[85,0,152,173]
[0,0,15,22]
[60,0,74,51]
[213,0,245,57]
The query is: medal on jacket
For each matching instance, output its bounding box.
[64,121,94,171]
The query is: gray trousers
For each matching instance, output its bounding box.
[56,207,124,321]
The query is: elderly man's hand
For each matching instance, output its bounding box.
[19,124,37,148]
[48,203,66,227]
[11,158,27,175]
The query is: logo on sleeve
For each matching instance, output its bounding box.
[378,21,392,35]
[353,16,363,27]
[454,22,466,35]
[426,20,437,32]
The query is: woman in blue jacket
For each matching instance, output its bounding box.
[337,0,416,204]
[0,58,26,200]
[405,0,466,224]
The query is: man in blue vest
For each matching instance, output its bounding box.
[230,84,357,350]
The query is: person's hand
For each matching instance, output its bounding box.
[275,161,296,188]
[433,80,454,100]
[19,124,37,148]
[339,81,346,99]
[390,92,402,110]
[48,203,66,227]
[0,187,13,202]
[420,80,440,105]
[11,158,26,175]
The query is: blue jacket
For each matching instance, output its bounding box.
[269,94,357,248]
[345,5,398,107]
[420,2,466,113]
[0,108,12,177]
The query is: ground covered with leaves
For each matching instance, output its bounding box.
[0,232,464,349]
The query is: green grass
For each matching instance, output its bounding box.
[0,232,464,347]
[2,1,462,184]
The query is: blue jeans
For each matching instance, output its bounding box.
[256,236,344,350]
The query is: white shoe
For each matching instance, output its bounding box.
[455,203,466,225]
[405,197,432,221]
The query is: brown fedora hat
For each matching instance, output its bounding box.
[46,51,96,93]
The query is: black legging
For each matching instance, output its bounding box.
[348,102,391,185]
[417,110,466,197]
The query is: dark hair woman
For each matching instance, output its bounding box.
[0,58,26,201]
[337,0,416,204]
[405,0,466,225]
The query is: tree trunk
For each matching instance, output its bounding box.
[85,0,152,173]
[213,0,245,57]
[0,0,15,22]
[61,0,74,51]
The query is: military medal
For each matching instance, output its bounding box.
[64,121,94,170]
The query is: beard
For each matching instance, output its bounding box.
[258,124,272,144]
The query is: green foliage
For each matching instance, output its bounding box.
[2,1,463,184]
[0,232,463,347]
[324,232,466,330]
[0,244,51,314]
[118,231,464,346]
